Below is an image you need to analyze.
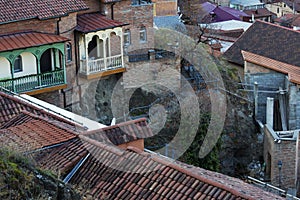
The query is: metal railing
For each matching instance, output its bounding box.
[0,69,65,93]
[128,53,150,62]
[128,49,175,63]
[80,54,123,75]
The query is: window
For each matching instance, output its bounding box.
[139,27,147,43]
[277,7,280,13]
[14,55,22,73]
[124,29,131,46]
[66,43,72,62]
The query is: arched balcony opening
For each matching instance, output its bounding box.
[40,48,63,73]
[79,28,125,78]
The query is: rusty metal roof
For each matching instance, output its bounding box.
[0,0,88,24]
[76,12,128,33]
[0,31,69,52]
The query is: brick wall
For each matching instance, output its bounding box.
[112,0,154,53]
[0,18,57,34]
[80,0,101,14]
[264,125,297,189]
[153,0,177,16]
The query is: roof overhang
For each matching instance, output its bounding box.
[0,31,70,53]
[76,12,129,33]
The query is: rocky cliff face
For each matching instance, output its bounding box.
[0,149,81,200]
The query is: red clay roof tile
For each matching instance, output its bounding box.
[34,135,284,200]
[0,114,77,152]
[0,0,88,24]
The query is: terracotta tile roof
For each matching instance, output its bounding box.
[81,118,153,145]
[0,0,88,24]
[0,111,77,152]
[243,8,275,17]
[101,0,122,3]
[76,12,128,33]
[0,31,69,52]
[224,20,300,66]
[0,92,83,131]
[37,136,283,200]
[242,50,300,84]
[275,14,300,27]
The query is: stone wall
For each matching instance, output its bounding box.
[33,90,64,107]
[263,125,297,190]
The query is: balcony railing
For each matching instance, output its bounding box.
[0,69,65,93]
[80,54,123,75]
[128,49,175,63]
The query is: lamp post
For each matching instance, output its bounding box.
[278,160,282,188]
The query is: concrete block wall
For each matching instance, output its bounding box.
[288,84,300,130]
[245,72,286,123]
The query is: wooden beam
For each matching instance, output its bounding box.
[24,84,67,95]
[82,68,126,80]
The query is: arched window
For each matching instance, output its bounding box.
[139,27,147,43]
[14,55,23,73]
[66,43,72,62]
[124,29,131,46]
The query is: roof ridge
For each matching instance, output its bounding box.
[255,19,300,33]
[82,118,148,135]
[78,135,124,156]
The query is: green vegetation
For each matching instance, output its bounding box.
[0,148,81,200]
[0,148,38,199]
[179,113,222,172]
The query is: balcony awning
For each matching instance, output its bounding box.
[76,12,128,33]
[0,31,69,53]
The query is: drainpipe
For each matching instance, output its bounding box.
[111,3,115,20]
[57,17,61,35]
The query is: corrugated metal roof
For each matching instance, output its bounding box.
[0,0,88,24]
[76,12,127,33]
[0,31,69,52]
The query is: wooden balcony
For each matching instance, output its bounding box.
[0,69,66,94]
[80,55,125,79]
